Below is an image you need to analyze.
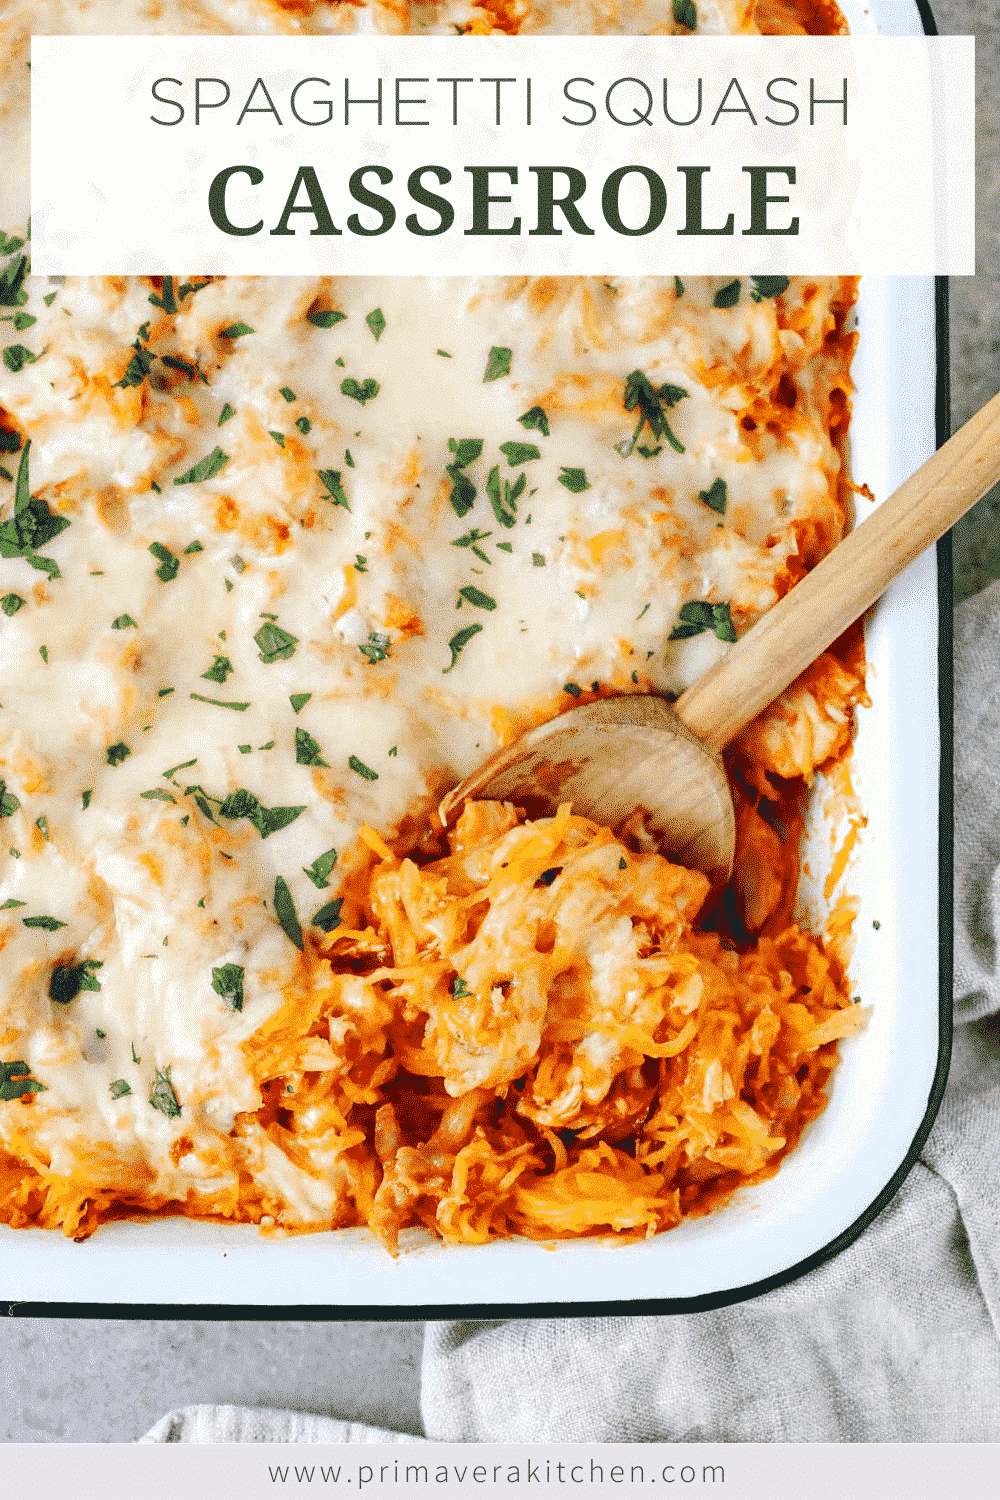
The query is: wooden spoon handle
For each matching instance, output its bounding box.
[674,387,1000,754]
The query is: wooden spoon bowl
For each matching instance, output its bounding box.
[439,387,1000,877]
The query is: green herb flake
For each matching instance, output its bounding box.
[290,692,312,715]
[358,631,391,664]
[43,292,57,307]
[211,961,245,1011]
[269,431,285,448]
[106,742,131,767]
[0,1058,47,1101]
[0,898,25,910]
[459,585,497,612]
[448,438,484,468]
[0,781,20,819]
[49,957,102,1004]
[173,447,230,486]
[149,1065,181,1117]
[184,540,204,555]
[115,339,155,390]
[486,466,526,528]
[668,600,737,644]
[312,898,343,933]
[557,467,591,494]
[140,788,176,803]
[279,386,296,403]
[295,727,328,767]
[344,449,355,468]
[621,371,687,458]
[348,755,378,782]
[500,441,541,467]
[22,914,67,931]
[750,275,790,302]
[148,277,177,314]
[306,308,347,329]
[483,346,512,382]
[303,847,338,889]
[109,1079,131,1100]
[317,469,349,510]
[3,345,38,374]
[189,693,250,711]
[532,553,546,567]
[443,622,483,674]
[713,279,742,310]
[563,682,582,698]
[517,406,550,438]
[496,541,513,553]
[35,814,49,840]
[365,308,386,341]
[675,277,685,297]
[437,349,452,358]
[81,790,92,810]
[2,593,24,616]
[673,0,697,29]
[148,542,180,583]
[698,478,728,515]
[201,654,233,685]
[354,555,368,573]
[340,377,379,406]
[254,620,298,664]
[295,415,312,435]
[273,876,303,949]
[218,788,306,840]
[218,403,235,427]
[220,322,254,339]
[112,614,137,630]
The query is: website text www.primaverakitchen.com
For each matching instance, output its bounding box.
[267,1460,724,1489]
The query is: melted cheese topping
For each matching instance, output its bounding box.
[0,0,859,1240]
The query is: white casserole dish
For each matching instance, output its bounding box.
[1,0,949,1311]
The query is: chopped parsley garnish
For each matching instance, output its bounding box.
[483,346,512,382]
[312,898,343,933]
[517,406,550,437]
[35,814,49,840]
[140,788,176,803]
[173,447,230,486]
[750,276,790,301]
[0,1058,47,1101]
[621,371,687,458]
[115,338,155,389]
[161,354,198,381]
[148,542,180,582]
[340,377,379,406]
[437,349,452,357]
[23,914,67,930]
[3,345,39,373]
[220,322,254,339]
[306,308,347,328]
[239,744,251,754]
[295,727,328,767]
[303,847,338,889]
[109,1079,132,1100]
[280,386,296,402]
[201,654,233,684]
[563,682,582,697]
[713,279,742,309]
[557,467,591,494]
[106,742,131,767]
[448,438,484,467]
[211,961,245,1012]
[317,469,349,510]
[499,442,541,466]
[49,957,102,1004]
[698,478,728,515]
[354,554,368,572]
[344,449,355,467]
[532,552,545,566]
[443,623,482,674]
[365,308,386,341]
[675,277,685,296]
[496,541,513,553]
[189,693,250,711]
[673,0,697,29]
[219,789,306,839]
[358,631,391,664]
[162,758,197,781]
[486,466,526,527]
[459,585,497,612]
[269,431,285,447]
[0,898,25,909]
[132,1042,141,1064]
[295,416,312,435]
[218,403,235,426]
[0,441,71,575]
[1,593,24,615]
[388,745,398,757]
[0,781,20,818]
[290,692,312,714]
[273,876,303,949]
[184,540,203,554]
[112,614,137,630]
[668,600,737,643]
[452,528,492,549]
[149,1065,181,1118]
[148,277,177,314]
[0,253,28,309]
[38,645,48,664]
[81,790,92,810]
[254,620,298,663]
[348,755,378,782]
[444,439,483,518]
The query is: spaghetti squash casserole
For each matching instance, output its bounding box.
[0,0,868,1247]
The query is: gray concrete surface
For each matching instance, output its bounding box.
[0,0,995,1449]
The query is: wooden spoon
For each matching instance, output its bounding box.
[437,388,1000,881]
